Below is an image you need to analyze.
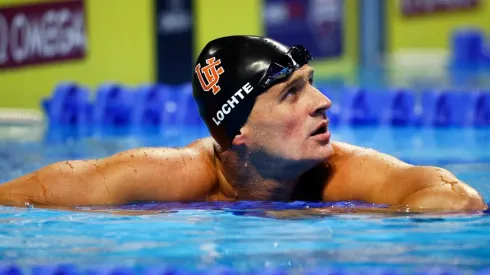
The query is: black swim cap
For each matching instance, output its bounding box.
[192,35,312,148]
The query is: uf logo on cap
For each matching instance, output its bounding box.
[195,57,224,95]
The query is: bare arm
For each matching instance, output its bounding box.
[0,138,218,207]
[325,142,487,211]
[398,167,486,210]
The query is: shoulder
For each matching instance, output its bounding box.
[327,140,413,186]
[329,141,411,168]
[331,141,380,157]
[104,137,218,169]
[186,137,217,164]
[322,141,412,202]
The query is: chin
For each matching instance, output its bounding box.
[323,143,334,159]
[315,142,334,160]
[300,143,334,163]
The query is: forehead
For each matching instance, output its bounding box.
[264,65,313,94]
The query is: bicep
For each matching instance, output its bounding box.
[0,139,217,206]
[328,142,486,209]
[399,167,487,210]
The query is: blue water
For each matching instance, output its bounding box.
[1,125,490,274]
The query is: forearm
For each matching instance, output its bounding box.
[0,160,119,206]
[0,145,217,207]
[0,172,45,206]
[402,185,486,211]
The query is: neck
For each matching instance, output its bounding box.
[215,145,319,201]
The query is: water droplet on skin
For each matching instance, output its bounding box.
[65,161,75,169]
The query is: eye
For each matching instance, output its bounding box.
[285,87,298,98]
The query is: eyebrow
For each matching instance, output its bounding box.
[280,68,314,91]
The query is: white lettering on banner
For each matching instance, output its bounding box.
[28,13,43,59]
[70,12,87,51]
[57,9,71,55]
[0,14,8,64]
[159,10,191,34]
[0,0,86,69]
[42,10,56,57]
[14,11,85,63]
[10,13,29,63]
[212,82,254,126]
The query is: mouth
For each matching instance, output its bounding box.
[309,120,331,143]
[310,121,329,136]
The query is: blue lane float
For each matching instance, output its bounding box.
[346,88,381,126]
[41,82,490,136]
[42,82,92,128]
[459,90,481,127]
[1,264,489,275]
[475,92,490,126]
[92,83,135,135]
[75,200,387,213]
[41,83,93,142]
[159,83,202,127]
[418,90,461,127]
[389,89,416,126]
[131,84,168,133]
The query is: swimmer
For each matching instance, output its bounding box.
[0,36,486,212]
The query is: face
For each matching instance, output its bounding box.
[235,65,334,164]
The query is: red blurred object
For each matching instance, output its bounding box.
[402,0,480,16]
[287,1,305,19]
[0,0,87,70]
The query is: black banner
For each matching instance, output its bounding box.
[154,0,193,84]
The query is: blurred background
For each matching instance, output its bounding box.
[0,0,489,130]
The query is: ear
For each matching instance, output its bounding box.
[231,127,251,147]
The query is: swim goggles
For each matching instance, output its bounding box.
[258,45,313,90]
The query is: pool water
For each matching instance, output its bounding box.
[1,125,490,274]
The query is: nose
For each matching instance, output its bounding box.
[309,86,332,117]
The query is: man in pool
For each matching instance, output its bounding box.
[0,36,487,211]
